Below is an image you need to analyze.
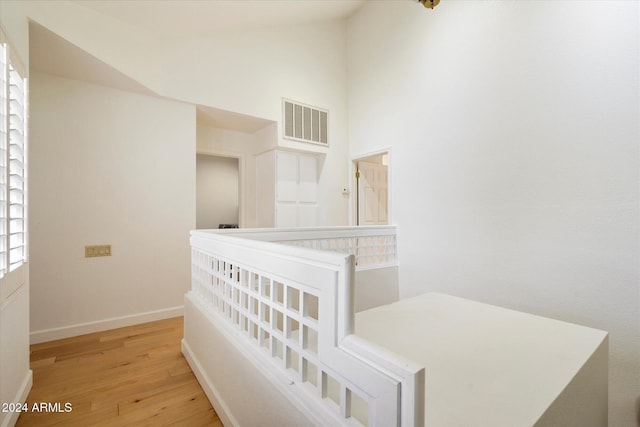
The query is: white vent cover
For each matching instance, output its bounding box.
[283,99,328,146]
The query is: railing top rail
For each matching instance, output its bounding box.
[191,229,352,268]
[193,225,397,242]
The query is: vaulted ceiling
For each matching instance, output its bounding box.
[31,1,365,132]
[72,0,365,39]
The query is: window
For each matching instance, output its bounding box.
[0,33,27,278]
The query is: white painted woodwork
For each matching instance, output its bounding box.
[183,298,313,427]
[298,154,318,203]
[297,204,318,228]
[186,227,422,427]
[276,151,298,202]
[29,306,184,345]
[255,150,276,228]
[276,204,297,228]
[0,283,32,427]
[213,225,398,269]
[357,161,388,226]
[209,225,401,311]
[257,150,319,228]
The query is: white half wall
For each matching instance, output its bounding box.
[0,284,32,427]
[29,72,196,339]
[354,266,398,313]
[183,295,313,427]
[347,1,639,426]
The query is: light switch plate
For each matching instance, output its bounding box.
[85,245,111,257]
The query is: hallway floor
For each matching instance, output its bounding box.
[17,317,221,426]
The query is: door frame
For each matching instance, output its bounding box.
[196,148,246,228]
[350,147,392,226]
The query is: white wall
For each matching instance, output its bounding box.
[0,1,29,68]
[25,0,165,94]
[347,1,639,426]
[29,72,196,340]
[196,154,239,229]
[158,21,350,226]
[26,2,351,227]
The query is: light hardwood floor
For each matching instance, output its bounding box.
[17,317,222,426]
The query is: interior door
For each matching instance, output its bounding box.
[357,161,388,225]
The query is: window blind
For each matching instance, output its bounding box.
[0,42,7,276]
[0,35,27,278]
[8,63,26,272]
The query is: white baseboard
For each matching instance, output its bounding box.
[181,339,240,427]
[0,369,32,427]
[30,306,184,344]
[182,294,337,427]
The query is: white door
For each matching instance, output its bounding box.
[357,161,388,225]
[275,151,318,227]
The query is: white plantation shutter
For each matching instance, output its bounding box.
[0,35,27,278]
[0,42,7,276]
[8,64,26,272]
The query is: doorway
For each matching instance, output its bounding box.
[353,151,390,226]
[196,154,240,229]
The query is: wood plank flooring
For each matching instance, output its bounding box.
[17,317,222,426]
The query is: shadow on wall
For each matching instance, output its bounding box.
[636,396,640,426]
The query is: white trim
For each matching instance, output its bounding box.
[183,292,341,427]
[351,147,393,226]
[0,26,26,78]
[30,306,184,344]
[0,265,25,309]
[0,369,32,427]
[196,148,246,228]
[181,339,241,427]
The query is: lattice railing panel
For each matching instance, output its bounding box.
[281,234,396,268]
[191,247,370,426]
[207,226,398,270]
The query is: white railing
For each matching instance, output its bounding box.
[189,227,423,427]
[206,226,398,269]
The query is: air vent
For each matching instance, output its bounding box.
[283,99,328,146]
